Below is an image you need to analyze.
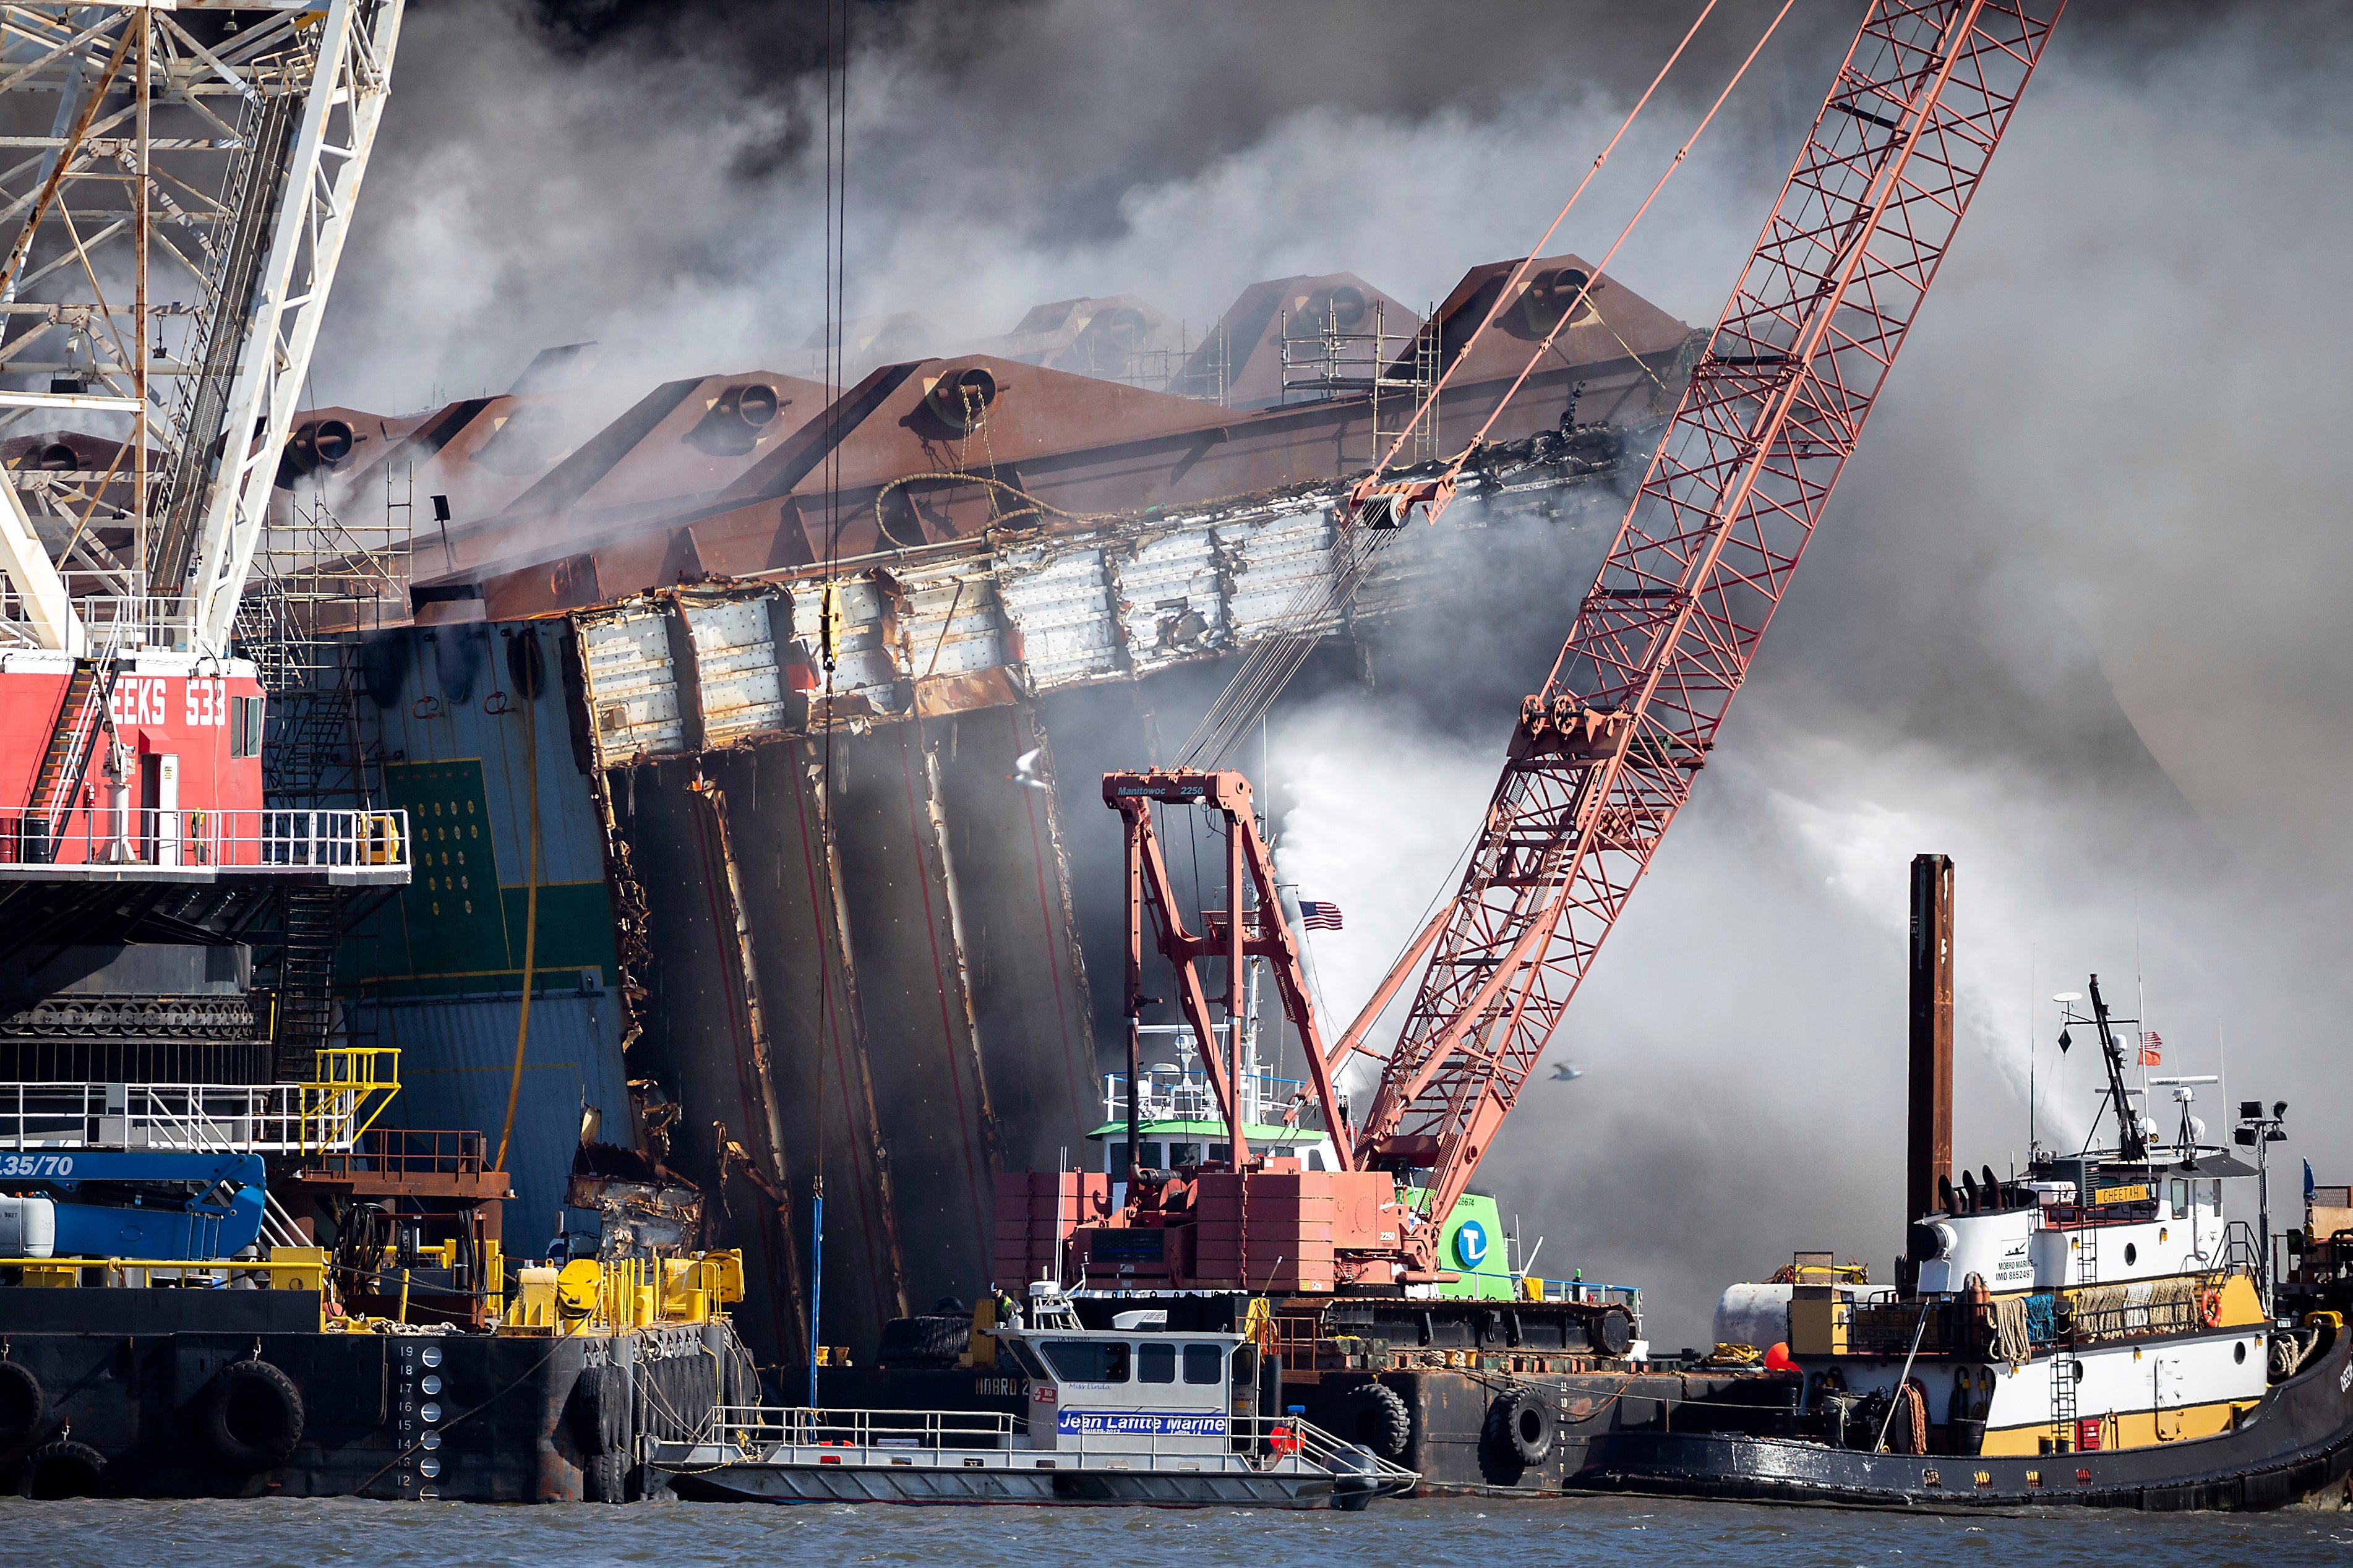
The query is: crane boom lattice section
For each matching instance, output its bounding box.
[0,1,405,657]
[1359,0,2064,1258]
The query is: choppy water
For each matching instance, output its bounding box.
[3,1495,2350,1567]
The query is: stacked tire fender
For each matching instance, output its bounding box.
[568,1360,635,1503]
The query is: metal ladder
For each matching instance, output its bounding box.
[2052,1223,2096,1447]
[271,887,346,1080]
[22,648,118,861]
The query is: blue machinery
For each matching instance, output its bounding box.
[0,1150,268,1261]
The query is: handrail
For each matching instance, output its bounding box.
[0,807,409,874]
[0,1049,401,1155]
[697,1401,1417,1491]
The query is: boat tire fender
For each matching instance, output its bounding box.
[1498,1384,1555,1466]
[21,1437,105,1499]
[204,1359,304,1472]
[1595,1307,1634,1359]
[570,1363,628,1455]
[585,1444,628,1504]
[0,1360,45,1449]
[1344,1381,1412,1461]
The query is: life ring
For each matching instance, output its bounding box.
[2198,1286,2222,1328]
[0,1361,45,1449]
[203,1359,305,1472]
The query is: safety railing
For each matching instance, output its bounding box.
[1055,1409,1416,1486]
[1101,1065,1308,1129]
[0,806,409,875]
[294,1126,491,1181]
[0,1047,400,1154]
[706,1405,1019,1449]
[694,1403,1415,1490]
[1532,1279,1644,1313]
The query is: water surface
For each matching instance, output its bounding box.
[5,1494,2350,1568]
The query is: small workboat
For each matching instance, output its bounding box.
[649,1283,1416,1508]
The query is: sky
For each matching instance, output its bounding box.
[325,0,2353,1345]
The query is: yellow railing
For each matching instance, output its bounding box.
[296,1046,401,1154]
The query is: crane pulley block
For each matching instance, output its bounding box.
[1511,695,1631,761]
[1344,474,1454,531]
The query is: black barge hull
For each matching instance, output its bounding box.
[0,1292,747,1502]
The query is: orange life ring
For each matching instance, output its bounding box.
[2198,1285,2222,1327]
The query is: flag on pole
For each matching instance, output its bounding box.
[2138,1029,2162,1067]
[1296,900,1344,932]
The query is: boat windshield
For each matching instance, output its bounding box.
[1039,1338,1130,1383]
[1001,1338,1052,1381]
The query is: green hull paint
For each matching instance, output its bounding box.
[341,758,619,996]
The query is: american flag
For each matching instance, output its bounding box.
[2140,1029,2163,1067]
[1297,899,1344,932]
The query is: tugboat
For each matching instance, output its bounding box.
[649,1280,1415,1509]
[1572,857,2353,1510]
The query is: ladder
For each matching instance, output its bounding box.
[272,887,346,1081]
[22,650,118,862]
[2052,1223,2097,1447]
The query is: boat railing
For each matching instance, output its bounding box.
[690,1403,1416,1488]
[1058,1409,1416,1486]
[704,1404,1019,1450]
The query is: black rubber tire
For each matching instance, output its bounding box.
[875,1314,971,1369]
[0,1361,45,1449]
[203,1359,304,1472]
[1594,1307,1635,1358]
[1344,1382,1412,1461]
[568,1363,625,1455]
[23,1438,105,1499]
[585,1444,627,1504]
[1500,1384,1554,1466]
[1477,1396,1527,1486]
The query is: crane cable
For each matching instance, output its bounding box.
[1173,1,1748,769]
[1422,0,1798,513]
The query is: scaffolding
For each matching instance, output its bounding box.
[1278,299,1441,473]
[1117,320,1234,408]
[231,463,413,812]
[225,461,411,1078]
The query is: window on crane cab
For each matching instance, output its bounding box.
[1138,1343,1176,1384]
[1040,1339,1129,1384]
[1185,1343,1225,1385]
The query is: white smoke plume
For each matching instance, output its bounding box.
[322,1,2353,1345]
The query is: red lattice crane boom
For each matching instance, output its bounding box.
[1345,0,2067,1270]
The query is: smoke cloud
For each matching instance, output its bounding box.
[324,1,2353,1346]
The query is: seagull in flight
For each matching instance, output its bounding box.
[1549,1063,1585,1082]
[1011,747,1052,792]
